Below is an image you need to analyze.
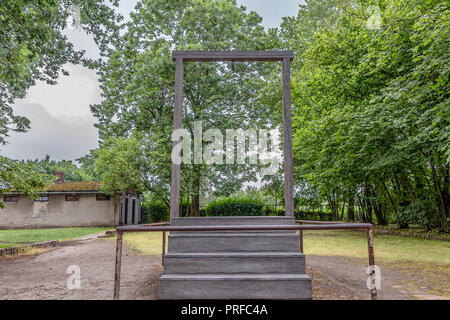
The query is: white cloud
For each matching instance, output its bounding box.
[62,28,100,60]
[1,102,99,161]
[3,0,302,161]
[22,64,101,119]
[237,0,303,28]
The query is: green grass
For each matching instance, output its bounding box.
[303,230,450,265]
[303,230,450,298]
[120,229,450,265]
[123,232,167,255]
[0,227,112,245]
[120,229,450,297]
[0,243,14,248]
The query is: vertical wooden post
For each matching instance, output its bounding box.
[170,57,184,220]
[282,58,294,217]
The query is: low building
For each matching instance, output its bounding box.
[0,173,141,229]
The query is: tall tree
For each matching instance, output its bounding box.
[0,156,48,207]
[0,0,122,202]
[29,155,94,182]
[0,0,122,143]
[284,0,449,230]
[92,0,280,214]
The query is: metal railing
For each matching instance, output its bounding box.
[296,219,356,253]
[113,221,376,300]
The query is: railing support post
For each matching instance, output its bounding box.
[297,220,304,253]
[162,231,166,266]
[113,231,123,300]
[367,226,377,300]
[299,230,304,254]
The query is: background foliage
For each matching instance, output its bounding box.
[1,0,448,231]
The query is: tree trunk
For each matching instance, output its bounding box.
[370,185,387,225]
[401,173,416,202]
[443,164,449,228]
[373,201,386,225]
[429,161,449,232]
[185,196,190,217]
[357,195,366,222]
[327,194,339,220]
[363,182,373,223]
[382,180,397,215]
[347,197,355,221]
[190,194,200,216]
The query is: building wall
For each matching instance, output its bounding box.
[0,194,121,229]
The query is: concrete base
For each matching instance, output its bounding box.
[158,216,312,300]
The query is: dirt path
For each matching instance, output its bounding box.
[1,238,447,300]
[307,255,410,300]
[307,255,449,300]
[0,238,162,300]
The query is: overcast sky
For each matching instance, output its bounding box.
[2,0,303,162]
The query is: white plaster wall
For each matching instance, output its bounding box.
[0,194,120,228]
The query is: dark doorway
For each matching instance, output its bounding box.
[131,199,136,224]
[124,198,129,225]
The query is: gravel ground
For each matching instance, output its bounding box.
[0,238,161,300]
[1,238,447,300]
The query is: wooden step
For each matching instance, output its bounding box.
[159,274,312,299]
[168,232,301,253]
[164,252,306,274]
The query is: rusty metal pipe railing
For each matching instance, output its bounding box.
[113,230,123,300]
[136,222,170,227]
[117,223,372,233]
[297,219,348,224]
[113,222,376,300]
[131,222,170,266]
[367,226,377,299]
[295,219,363,255]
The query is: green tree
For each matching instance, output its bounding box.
[76,149,102,181]
[285,0,449,230]
[0,0,121,143]
[261,173,284,213]
[92,0,280,215]
[94,134,172,206]
[0,0,122,203]
[0,156,48,207]
[29,155,94,182]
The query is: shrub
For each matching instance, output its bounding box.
[179,202,208,217]
[264,206,285,216]
[180,202,189,217]
[264,207,333,220]
[395,200,437,230]
[295,210,333,221]
[142,202,169,223]
[206,197,264,216]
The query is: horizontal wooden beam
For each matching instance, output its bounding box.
[172,50,294,62]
